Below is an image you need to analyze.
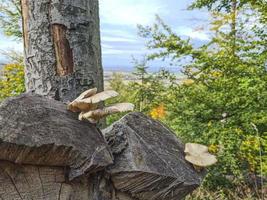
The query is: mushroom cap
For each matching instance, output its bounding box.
[79,90,119,104]
[184,143,217,167]
[68,90,118,112]
[67,88,98,112]
[184,143,208,154]
[107,103,135,113]
[68,101,98,113]
[79,103,135,123]
[76,88,98,100]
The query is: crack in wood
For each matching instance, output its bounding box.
[58,183,63,200]
[37,167,45,200]
[0,166,23,200]
[22,171,34,200]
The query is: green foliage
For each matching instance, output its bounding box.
[0,63,25,101]
[0,0,25,100]
[106,72,135,125]
[108,0,267,199]
[190,0,267,27]
[0,0,22,39]
[130,59,171,113]
[189,0,235,12]
[106,61,172,125]
[186,185,258,200]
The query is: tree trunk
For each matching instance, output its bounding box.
[21,0,103,102]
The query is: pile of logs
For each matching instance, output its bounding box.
[0,93,204,200]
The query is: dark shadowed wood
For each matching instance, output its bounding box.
[0,93,113,180]
[103,112,204,200]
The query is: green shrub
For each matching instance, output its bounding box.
[0,63,25,101]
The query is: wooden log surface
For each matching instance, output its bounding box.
[103,112,204,200]
[0,161,90,200]
[0,94,204,199]
[0,92,113,180]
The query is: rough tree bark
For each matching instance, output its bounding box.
[21,0,103,102]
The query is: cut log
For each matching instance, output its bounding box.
[0,93,113,180]
[0,161,91,200]
[0,94,204,199]
[103,112,204,200]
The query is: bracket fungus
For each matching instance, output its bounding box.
[67,88,118,112]
[68,88,135,123]
[79,103,135,123]
[184,143,217,169]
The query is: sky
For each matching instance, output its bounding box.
[0,0,210,72]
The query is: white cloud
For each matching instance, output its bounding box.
[102,44,146,55]
[103,48,146,55]
[176,26,211,41]
[102,49,125,55]
[99,0,166,26]
[101,29,135,37]
[0,38,23,52]
[101,29,137,42]
[102,36,137,43]
[0,33,23,63]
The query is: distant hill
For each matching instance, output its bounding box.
[0,62,181,74]
[0,63,4,70]
[0,57,8,70]
[104,65,181,73]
